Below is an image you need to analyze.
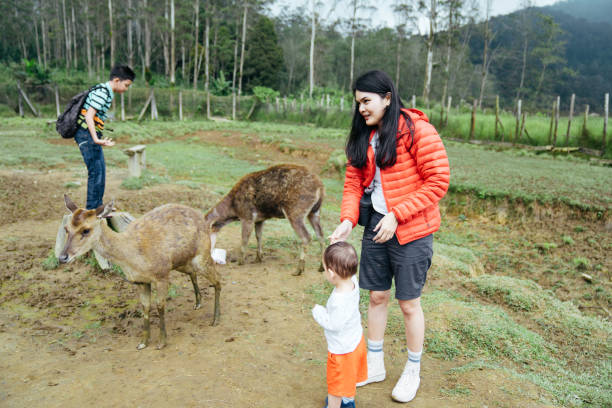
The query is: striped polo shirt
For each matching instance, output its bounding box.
[77,82,113,132]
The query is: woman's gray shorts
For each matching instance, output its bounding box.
[359,211,433,300]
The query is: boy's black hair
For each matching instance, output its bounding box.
[110,65,136,81]
[323,242,358,279]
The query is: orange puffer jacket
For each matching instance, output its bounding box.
[340,108,450,245]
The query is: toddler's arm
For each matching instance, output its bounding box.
[312,303,350,331]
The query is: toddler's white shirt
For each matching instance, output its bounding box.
[312,275,363,354]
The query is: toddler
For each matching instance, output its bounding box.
[312,242,367,408]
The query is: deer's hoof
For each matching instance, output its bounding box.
[292,269,303,276]
[193,303,202,310]
[318,263,325,272]
[137,342,147,350]
[210,318,219,327]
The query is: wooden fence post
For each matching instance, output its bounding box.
[445,96,452,127]
[495,95,500,140]
[469,99,477,140]
[55,85,60,117]
[138,88,154,121]
[179,91,183,121]
[514,99,521,143]
[553,96,560,147]
[121,93,125,121]
[18,93,24,117]
[411,95,416,109]
[581,104,589,142]
[548,99,556,145]
[16,82,39,117]
[565,93,575,146]
[519,111,527,142]
[340,97,344,112]
[603,93,609,155]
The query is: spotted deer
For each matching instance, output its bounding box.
[205,164,325,275]
[58,195,221,350]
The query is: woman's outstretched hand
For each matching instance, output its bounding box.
[373,212,398,243]
[329,219,353,244]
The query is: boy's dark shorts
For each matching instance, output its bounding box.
[359,210,433,300]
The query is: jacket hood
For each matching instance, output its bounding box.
[398,108,428,136]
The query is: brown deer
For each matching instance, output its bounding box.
[58,195,221,350]
[205,164,325,275]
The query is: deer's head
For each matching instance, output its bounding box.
[58,195,114,264]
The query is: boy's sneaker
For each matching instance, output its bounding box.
[391,363,420,402]
[356,351,385,387]
[323,397,356,408]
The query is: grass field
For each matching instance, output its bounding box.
[1,117,610,407]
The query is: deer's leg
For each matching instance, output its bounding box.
[307,210,325,272]
[199,253,221,326]
[240,220,254,265]
[189,270,202,310]
[155,280,169,350]
[287,215,311,276]
[137,283,152,350]
[254,221,264,262]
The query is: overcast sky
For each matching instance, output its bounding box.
[268,0,561,31]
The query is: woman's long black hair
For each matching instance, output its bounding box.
[346,70,414,169]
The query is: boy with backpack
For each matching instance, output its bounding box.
[75,65,134,209]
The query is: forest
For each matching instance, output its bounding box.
[0,0,611,113]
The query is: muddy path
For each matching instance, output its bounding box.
[1,166,558,407]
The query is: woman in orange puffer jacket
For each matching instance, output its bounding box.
[329,70,450,404]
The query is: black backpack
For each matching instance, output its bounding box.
[56,84,109,139]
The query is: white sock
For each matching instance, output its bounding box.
[405,349,422,372]
[367,338,384,354]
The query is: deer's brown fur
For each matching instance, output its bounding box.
[59,195,221,350]
[205,164,325,275]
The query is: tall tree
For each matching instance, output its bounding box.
[170,0,176,84]
[193,0,200,89]
[108,0,114,69]
[419,0,438,107]
[238,0,248,96]
[478,0,494,109]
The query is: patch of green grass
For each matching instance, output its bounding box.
[440,384,471,396]
[446,141,612,211]
[41,251,59,270]
[467,275,542,312]
[63,181,82,189]
[422,289,611,407]
[561,235,575,246]
[120,170,169,190]
[572,257,590,270]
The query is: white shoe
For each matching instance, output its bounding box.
[356,351,386,387]
[391,363,420,402]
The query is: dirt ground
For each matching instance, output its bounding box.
[0,166,561,408]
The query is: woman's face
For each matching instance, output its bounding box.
[355,90,390,127]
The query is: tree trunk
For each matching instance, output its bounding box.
[422,0,437,107]
[71,6,78,70]
[479,3,491,110]
[170,0,175,85]
[193,0,199,89]
[238,1,248,97]
[41,14,48,68]
[309,0,315,98]
[516,36,528,104]
[85,0,92,77]
[205,12,211,119]
[34,13,42,66]
[144,0,151,70]
[232,13,239,120]
[108,0,114,69]
[62,0,70,70]
[127,0,133,69]
[395,32,401,92]
[349,0,356,89]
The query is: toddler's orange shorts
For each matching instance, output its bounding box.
[327,335,367,397]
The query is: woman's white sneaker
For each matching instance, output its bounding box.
[391,364,420,402]
[356,351,386,387]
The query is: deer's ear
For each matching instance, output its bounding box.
[64,194,78,213]
[96,199,115,218]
